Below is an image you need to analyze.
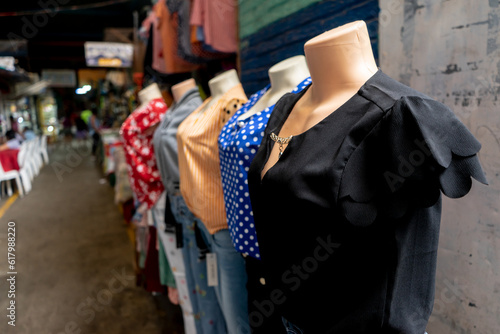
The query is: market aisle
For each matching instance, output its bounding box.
[0,142,182,334]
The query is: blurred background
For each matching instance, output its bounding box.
[0,1,498,333]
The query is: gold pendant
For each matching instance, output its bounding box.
[270,133,293,159]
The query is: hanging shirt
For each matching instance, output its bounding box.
[146,7,168,74]
[247,70,487,333]
[177,84,247,234]
[172,0,231,62]
[153,87,203,193]
[155,0,199,74]
[190,0,238,53]
[120,98,167,209]
[140,7,166,73]
[218,77,312,259]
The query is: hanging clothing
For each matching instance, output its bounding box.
[140,8,165,73]
[153,87,203,194]
[120,98,167,210]
[190,0,238,53]
[158,237,176,288]
[152,192,197,334]
[195,218,250,334]
[177,84,247,234]
[168,193,228,334]
[218,77,311,259]
[247,70,487,333]
[170,0,231,63]
[155,0,199,74]
[144,225,163,293]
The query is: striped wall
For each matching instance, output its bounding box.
[238,0,380,94]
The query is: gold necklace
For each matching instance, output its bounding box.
[270,132,293,159]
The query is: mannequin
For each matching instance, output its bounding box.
[172,78,196,102]
[135,83,165,138]
[153,77,226,334]
[247,20,486,333]
[177,67,249,333]
[199,69,241,113]
[261,21,378,178]
[138,82,163,106]
[239,55,310,121]
[216,56,310,334]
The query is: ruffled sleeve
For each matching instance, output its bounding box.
[337,95,487,226]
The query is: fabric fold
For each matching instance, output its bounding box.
[337,95,487,227]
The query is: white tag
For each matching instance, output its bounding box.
[147,209,154,226]
[206,253,218,287]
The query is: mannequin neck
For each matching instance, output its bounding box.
[172,78,197,102]
[304,20,378,104]
[198,69,241,113]
[269,55,310,93]
[240,56,310,120]
[208,69,240,101]
[139,83,163,105]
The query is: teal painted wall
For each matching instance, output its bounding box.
[238,0,379,94]
[238,0,323,38]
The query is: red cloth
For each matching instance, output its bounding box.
[121,198,135,224]
[120,98,167,209]
[144,226,163,293]
[0,149,20,172]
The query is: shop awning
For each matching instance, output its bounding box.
[15,80,50,97]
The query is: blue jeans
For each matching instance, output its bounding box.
[169,194,227,334]
[197,221,251,334]
[282,318,430,334]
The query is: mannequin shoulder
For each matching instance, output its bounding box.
[359,71,431,112]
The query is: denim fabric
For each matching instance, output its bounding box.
[197,221,251,334]
[152,194,197,334]
[282,317,429,334]
[169,194,227,334]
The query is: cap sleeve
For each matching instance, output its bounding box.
[338,96,487,226]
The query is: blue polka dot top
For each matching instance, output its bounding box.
[218,77,312,259]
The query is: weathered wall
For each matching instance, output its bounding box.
[238,0,379,94]
[380,1,500,333]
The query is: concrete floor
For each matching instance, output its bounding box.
[0,141,184,334]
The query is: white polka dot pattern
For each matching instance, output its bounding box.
[218,77,312,259]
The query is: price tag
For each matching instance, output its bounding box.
[206,253,218,287]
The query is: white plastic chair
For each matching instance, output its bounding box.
[0,157,24,198]
[25,140,38,180]
[17,143,32,194]
[33,138,43,174]
[40,135,49,164]
[22,141,34,181]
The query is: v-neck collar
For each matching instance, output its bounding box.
[261,69,382,181]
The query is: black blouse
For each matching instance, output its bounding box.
[247,70,487,333]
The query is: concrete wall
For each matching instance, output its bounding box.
[380,1,500,333]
